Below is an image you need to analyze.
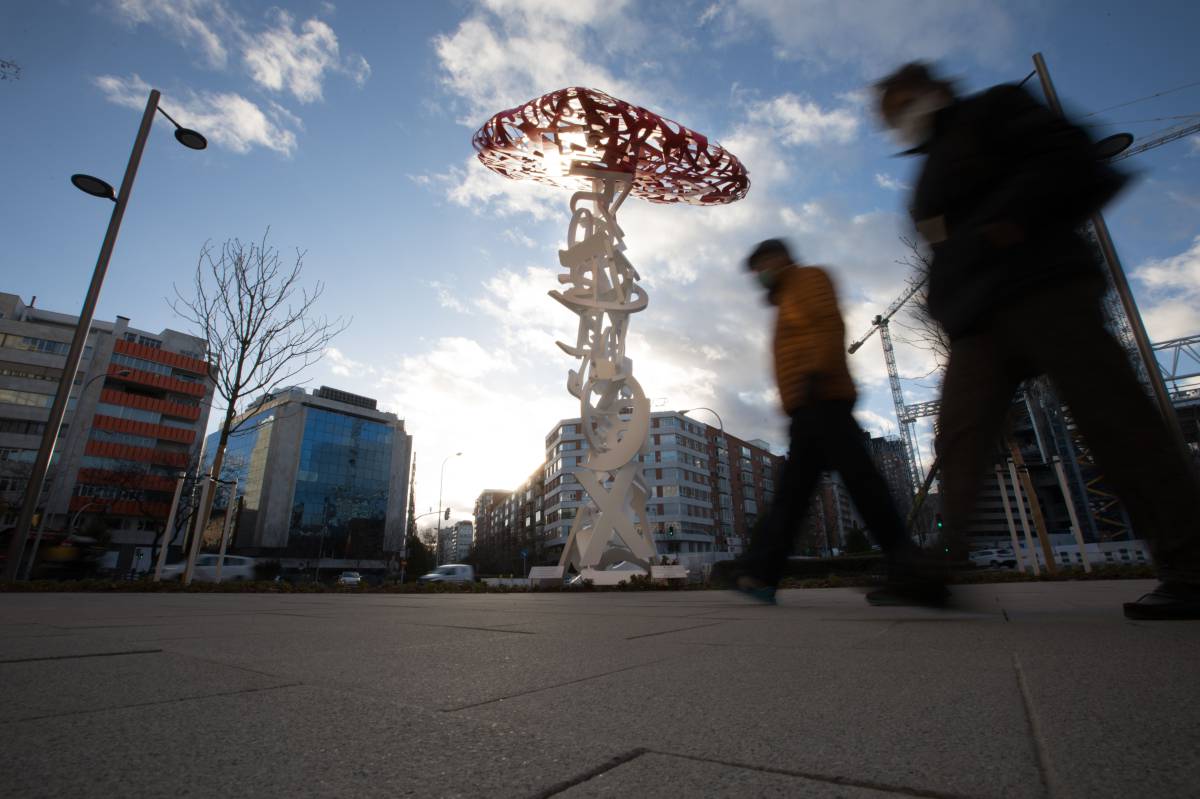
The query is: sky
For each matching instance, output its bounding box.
[3,0,1199,529]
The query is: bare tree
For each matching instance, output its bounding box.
[0,59,20,81]
[888,236,952,371]
[170,229,349,529]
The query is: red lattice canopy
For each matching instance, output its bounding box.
[473,87,749,205]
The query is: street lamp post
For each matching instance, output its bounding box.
[2,90,206,581]
[436,452,462,565]
[680,406,724,432]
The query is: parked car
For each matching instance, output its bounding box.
[337,571,362,587]
[417,564,475,584]
[969,549,1017,569]
[161,554,257,582]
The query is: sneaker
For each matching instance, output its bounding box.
[1123,581,1200,620]
[866,578,950,608]
[734,575,777,605]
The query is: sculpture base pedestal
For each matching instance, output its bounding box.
[528,566,564,589]
[579,566,647,586]
[650,565,689,583]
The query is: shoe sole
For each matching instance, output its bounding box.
[1123,603,1200,621]
[866,589,950,608]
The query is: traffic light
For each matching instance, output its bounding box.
[444,507,450,520]
[935,514,944,529]
[666,524,675,537]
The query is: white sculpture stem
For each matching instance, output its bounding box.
[551,169,659,573]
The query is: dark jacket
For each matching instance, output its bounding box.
[769,266,857,413]
[910,84,1129,339]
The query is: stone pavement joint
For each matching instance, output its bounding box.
[642,749,975,799]
[0,647,162,664]
[530,748,650,799]
[1012,653,1060,799]
[623,621,726,640]
[442,656,681,713]
[4,681,303,724]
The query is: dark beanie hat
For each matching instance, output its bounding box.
[746,238,793,270]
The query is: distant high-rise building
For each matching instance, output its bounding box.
[474,411,784,569]
[204,386,412,568]
[865,433,915,519]
[0,292,214,571]
[450,520,473,562]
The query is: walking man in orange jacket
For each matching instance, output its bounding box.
[738,239,944,605]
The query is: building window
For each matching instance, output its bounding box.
[0,388,55,408]
[1,334,71,356]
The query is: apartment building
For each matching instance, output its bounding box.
[0,292,213,569]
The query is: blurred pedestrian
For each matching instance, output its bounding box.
[876,61,1200,619]
[736,239,946,606]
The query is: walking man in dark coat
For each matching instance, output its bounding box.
[875,62,1200,619]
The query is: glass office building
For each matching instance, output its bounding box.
[204,386,412,564]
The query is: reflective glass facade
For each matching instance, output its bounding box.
[206,408,276,515]
[289,408,394,559]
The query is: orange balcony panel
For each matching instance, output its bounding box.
[84,440,189,468]
[91,414,195,445]
[99,389,202,422]
[111,365,207,398]
[113,339,212,377]
[75,468,178,493]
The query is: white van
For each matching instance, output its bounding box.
[418,564,475,584]
[162,554,257,582]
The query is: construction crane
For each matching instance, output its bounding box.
[847,276,929,489]
[1109,120,1200,162]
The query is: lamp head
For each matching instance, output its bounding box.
[71,174,116,201]
[174,127,208,150]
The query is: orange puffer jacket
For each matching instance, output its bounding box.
[770,265,857,413]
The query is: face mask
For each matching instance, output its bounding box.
[756,269,780,290]
[890,92,946,150]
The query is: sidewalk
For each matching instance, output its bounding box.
[0,580,1196,797]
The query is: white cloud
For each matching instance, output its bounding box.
[109,0,369,105]
[93,73,299,155]
[724,0,1018,74]
[112,0,234,67]
[432,1,647,123]
[1134,235,1200,340]
[374,336,568,515]
[324,346,376,378]
[427,280,471,314]
[442,157,563,221]
[752,93,859,146]
[503,229,538,248]
[243,10,367,103]
[875,172,908,191]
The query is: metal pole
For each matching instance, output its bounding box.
[182,473,212,585]
[995,466,1027,573]
[1007,459,1041,576]
[1052,456,1093,572]
[153,473,187,581]
[1032,53,1189,454]
[436,453,460,566]
[3,89,161,581]
[214,478,238,583]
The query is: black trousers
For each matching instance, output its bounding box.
[937,277,1200,582]
[750,400,910,587]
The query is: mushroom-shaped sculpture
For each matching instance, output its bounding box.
[473,87,749,581]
